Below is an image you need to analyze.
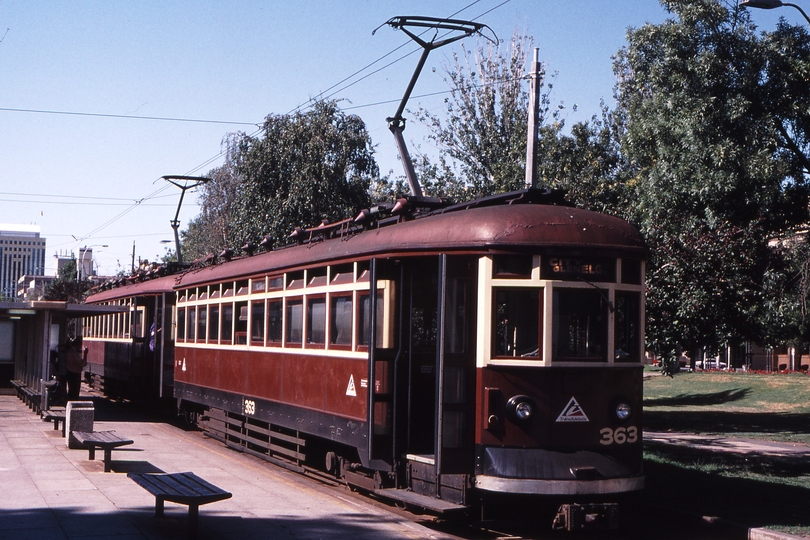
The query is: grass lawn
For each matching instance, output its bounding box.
[643,368,810,536]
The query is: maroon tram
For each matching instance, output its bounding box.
[83,273,176,401]
[170,189,646,529]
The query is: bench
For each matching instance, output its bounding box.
[21,386,42,413]
[10,379,26,401]
[71,430,134,472]
[42,409,67,437]
[127,472,232,540]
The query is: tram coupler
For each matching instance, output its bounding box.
[552,503,619,531]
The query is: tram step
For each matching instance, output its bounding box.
[371,488,467,514]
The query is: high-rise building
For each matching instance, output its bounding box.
[0,224,47,300]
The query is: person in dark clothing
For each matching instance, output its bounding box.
[65,337,88,401]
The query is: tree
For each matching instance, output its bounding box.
[181,134,243,261]
[613,0,810,362]
[413,32,561,200]
[182,100,378,260]
[43,259,90,303]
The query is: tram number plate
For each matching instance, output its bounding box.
[244,399,256,416]
[599,426,638,445]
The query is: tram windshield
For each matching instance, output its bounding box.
[492,288,540,358]
[552,289,607,362]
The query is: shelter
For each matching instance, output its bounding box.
[0,300,126,408]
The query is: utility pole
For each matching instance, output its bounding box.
[525,47,542,189]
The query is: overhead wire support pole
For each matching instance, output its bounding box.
[161,175,210,265]
[374,16,497,198]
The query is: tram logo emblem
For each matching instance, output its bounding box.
[346,374,357,397]
[556,397,589,422]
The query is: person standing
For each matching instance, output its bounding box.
[65,337,88,401]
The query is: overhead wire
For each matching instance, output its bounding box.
[26,0,513,248]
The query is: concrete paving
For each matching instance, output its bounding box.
[0,393,453,540]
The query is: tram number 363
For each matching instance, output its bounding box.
[244,399,256,416]
[599,426,639,445]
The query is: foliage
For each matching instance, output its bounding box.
[411,32,554,200]
[614,0,810,360]
[182,100,378,260]
[181,134,242,261]
[43,259,90,303]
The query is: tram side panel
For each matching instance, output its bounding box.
[174,346,371,457]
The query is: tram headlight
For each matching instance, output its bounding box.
[611,398,632,422]
[506,395,535,424]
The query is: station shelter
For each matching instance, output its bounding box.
[0,300,127,408]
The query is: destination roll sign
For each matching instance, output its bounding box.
[541,256,615,282]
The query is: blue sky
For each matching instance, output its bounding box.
[0,1,802,277]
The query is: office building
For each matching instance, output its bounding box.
[0,224,46,300]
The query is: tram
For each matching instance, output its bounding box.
[83,272,176,401]
[171,188,646,529]
[81,16,647,529]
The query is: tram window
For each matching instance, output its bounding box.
[614,292,641,362]
[134,308,145,338]
[444,367,467,404]
[197,306,207,342]
[308,268,327,288]
[492,288,541,358]
[235,301,248,344]
[251,301,265,345]
[307,297,326,346]
[236,279,249,295]
[252,279,266,293]
[222,304,234,344]
[177,308,186,342]
[286,299,303,345]
[287,271,305,290]
[552,289,607,362]
[358,291,387,349]
[187,307,197,342]
[446,278,469,354]
[330,295,353,346]
[267,300,282,344]
[492,255,533,278]
[442,411,467,448]
[208,305,220,342]
[331,263,354,285]
[268,276,283,290]
[621,259,642,285]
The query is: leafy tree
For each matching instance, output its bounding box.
[412,32,560,199]
[181,134,242,261]
[182,100,378,260]
[614,0,810,362]
[43,259,90,303]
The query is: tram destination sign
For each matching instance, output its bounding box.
[541,256,615,282]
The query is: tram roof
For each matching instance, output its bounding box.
[175,204,646,289]
[85,274,178,304]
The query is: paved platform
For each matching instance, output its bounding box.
[0,394,452,540]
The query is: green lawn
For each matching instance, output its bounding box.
[644,368,810,443]
[643,369,810,537]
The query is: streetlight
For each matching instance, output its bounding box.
[741,0,810,25]
[77,245,108,282]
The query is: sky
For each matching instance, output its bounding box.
[0,1,804,278]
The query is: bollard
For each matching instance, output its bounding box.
[65,401,94,449]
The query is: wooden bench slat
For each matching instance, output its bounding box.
[128,472,232,539]
[129,472,231,504]
[71,430,134,472]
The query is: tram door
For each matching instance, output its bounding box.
[396,255,477,495]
